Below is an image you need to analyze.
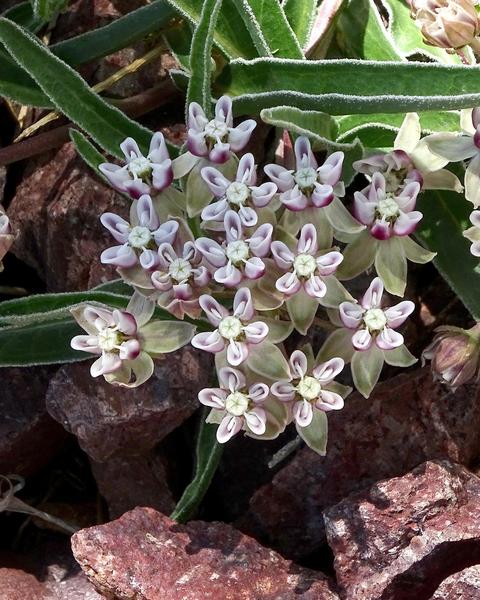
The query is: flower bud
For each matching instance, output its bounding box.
[410,0,480,50]
[422,323,480,389]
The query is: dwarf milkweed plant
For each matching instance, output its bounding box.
[1,0,480,520]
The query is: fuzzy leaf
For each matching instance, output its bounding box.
[33,0,67,21]
[383,344,417,367]
[337,231,377,280]
[374,237,407,297]
[69,130,105,175]
[296,409,328,455]
[3,2,45,32]
[139,321,196,356]
[286,288,319,334]
[0,17,154,157]
[216,58,480,116]
[316,328,355,363]
[351,345,384,398]
[283,0,317,49]
[247,341,290,381]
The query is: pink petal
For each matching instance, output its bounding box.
[271,241,295,269]
[233,287,254,321]
[339,301,364,328]
[113,310,137,335]
[121,137,142,161]
[139,249,160,270]
[311,183,334,208]
[244,407,267,435]
[352,192,376,225]
[297,223,318,254]
[395,181,421,213]
[315,390,344,412]
[244,257,265,280]
[195,237,227,268]
[91,353,122,377]
[392,211,423,236]
[352,329,373,351]
[217,415,243,443]
[318,151,344,186]
[191,330,225,353]
[199,295,229,325]
[201,167,231,197]
[198,387,227,409]
[218,366,246,392]
[98,163,129,193]
[264,164,294,192]
[243,321,269,344]
[236,153,256,185]
[151,271,172,292]
[315,251,343,276]
[154,220,179,246]
[228,120,256,152]
[193,265,211,287]
[293,399,313,427]
[362,277,384,309]
[248,383,269,403]
[157,242,177,269]
[188,101,208,131]
[312,357,344,384]
[227,339,249,366]
[376,327,404,350]
[304,275,327,299]
[384,300,415,328]
[71,335,101,354]
[100,212,130,243]
[125,179,150,200]
[215,95,233,126]
[151,161,174,192]
[249,223,273,257]
[118,338,141,360]
[187,130,208,157]
[276,271,301,295]
[281,187,308,211]
[148,131,170,163]
[290,350,308,378]
[215,263,243,287]
[84,306,115,329]
[209,142,231,164]
[136,194,160,230]
[294,136,317,170]
[201,198,229,222]
[271,380,296,401]
[100,245,137,268]
[238,206,258,228]
[224,210,243,243]
[370,219,392,240]
[251,182,277,207]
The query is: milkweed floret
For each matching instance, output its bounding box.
[198,367,269,442]
[463,210,480,256]
[99,133,173,199]
[0,207,13,273]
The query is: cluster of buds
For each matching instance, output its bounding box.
[0,205,13,273]
[410,0,480,53]
[71,95,464,454]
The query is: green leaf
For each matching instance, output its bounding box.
[283,0,317,49]
[166,0,257,59]
[187,0,223,113]
[236,0,304,59]
[374,237,407,297]
[216,58,480,116]
[335,0,401,61]
[139,321,196,355]
[0,318,85,366]
[380,0,462,64]
[33,0,67,21]
[383,344,417,367]
[163,19,193,72]
[286,288,319,334]
[351,345,384,398]
[337,231,377,280]
[296,409,328,455]
[0,17,154,157]
[2,2,45,32]
[317,328,355,364]
[0,50,52,107]
[171,410,223,523]
[417,190,480,320]
[247,341,291,381]
[69,130,105,175]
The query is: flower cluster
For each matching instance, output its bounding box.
[73,94,479,454]
[0,205,13,273]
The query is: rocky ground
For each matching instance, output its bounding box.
[1,1,479,599]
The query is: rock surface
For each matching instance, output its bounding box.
[72,506,339,600]
[0,367,66,476]
[0,568,45,600]
[240,369,480,558]
[324,460,480,600]
[431,565,480,599]
[46,348,210,461]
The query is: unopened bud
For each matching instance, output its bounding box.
[410,0,480,50]
[422,323,480,389]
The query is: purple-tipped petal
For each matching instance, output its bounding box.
[249,223,273,257]
[215,95,233,126]
[91,353,122,377]
[271,380,296,401]
[201,167,231,197]
[83,306,115,329]
[136,194,160,230]
[215,263,243,287]
[199,294,229,325]
[297,224,318,255]
[392,211,423,236]
[293,399,314,427]
[209,142,231,164]
[201,198,229,223]
[120,137,142,161]
[281,187,308,211]
[217,414,243,443]
[339,301,364,328]
[119,338,141,360]
[233,287,254,321]
[154,220,179,246]
[311,183,334,208]
[244,408,267,435]
[151,270,172,292]
[71,335,101,354]
[227,339,249,366]
[352,192,376,226]
[236,153,256,185]
[271,241,295,269]
[124,179,150,200]
[362,277,384,309]
[318,151,344,186]
[148,131,169,163]
[98,163,130,193]
[187,130,209,158]
[312,357,345,384]
[244,257,265,280]
[151,161,173,192]
[238,206,259,228]
[193,265,211,287]
[316,251,343,276]
[370,219,392,240]
[248,382,269,402]
[376,327,404,350]
[316,390,344,412]
[352,329,373,351]
[191,330,225,353]
[195,237,227,268]
[290,350,308,378]
[294,136,317,170]
[113,310,137,336]
[304,275,327,299]
[251,182,277,208]
[100,245,137,268]
[224,210,243,243]
[188,101,208,131]
[395,181,421,213]
[264,164,295,192]
[218,366,246,392]
[276,271,301,296]
[100,212,130,243]
[243,321,269,344]
[228,120,256,152]
[384,300,415,328]
[139,249,160,270]
[198,387,227,409]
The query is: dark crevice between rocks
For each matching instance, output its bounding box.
[380,539,480,600]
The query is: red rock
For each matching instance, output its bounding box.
[72,507,339,600]
[8,142,124,292]
[324,460,480,600]
[0,367,66,476]
[90,451,175,519]
[431,565,480,599]
[240,369,480,559]
[0,568,44,600]
[46,348,211,461]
